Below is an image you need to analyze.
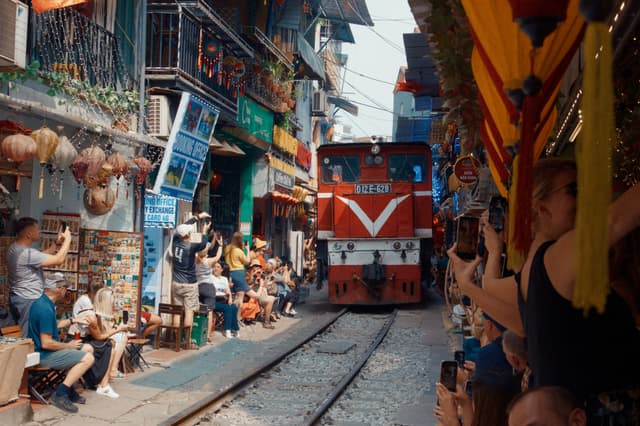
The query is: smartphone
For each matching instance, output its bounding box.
[60,221,67,232]
[465,380,473,398]
[455,216,480,260]
[440,361,458,392]
[488,196,507,232]
[122,310,129,325]
[454,350,465,368]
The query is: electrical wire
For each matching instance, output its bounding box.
[344,0,405,53]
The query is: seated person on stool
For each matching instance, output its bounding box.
[139,310,162,339]
[28,275,94,413]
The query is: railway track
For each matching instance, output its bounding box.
[161,308,398,426]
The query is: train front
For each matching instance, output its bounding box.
[316,142,433,305]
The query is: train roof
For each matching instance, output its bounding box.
[317,141,431,152]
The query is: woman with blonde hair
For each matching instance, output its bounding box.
[94,286,130,385]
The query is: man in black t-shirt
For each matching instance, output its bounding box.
[171,212,211,328]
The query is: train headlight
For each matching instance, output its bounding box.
[371,143,381,155]
[333,242,343,250]
[393,241,402,250]
[406,241,415,249]
[346,242,355,251]
[373,155,384,165]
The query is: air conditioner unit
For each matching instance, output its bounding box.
[147,95,172,137]
[0,1,28,71]
[312,90,327,115]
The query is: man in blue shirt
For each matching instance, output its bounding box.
[28,273,94,413]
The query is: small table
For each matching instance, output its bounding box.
[125,338,150,372]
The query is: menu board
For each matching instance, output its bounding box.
[0,237,14,308]
[41,212,81,289]
[78,230,143,328]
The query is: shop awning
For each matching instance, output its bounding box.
[211,139,246,156]
[317,0,374,26]
[327,96,358,116]
[296,37,326,81]
[332,22,355,43]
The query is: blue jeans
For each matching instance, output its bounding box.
[214,300,239,331]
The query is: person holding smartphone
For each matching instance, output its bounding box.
[8,217,73,336]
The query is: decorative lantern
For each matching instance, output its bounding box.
[210,171,222,191]
[1,134,37,163]
[31,127,60,199]
[50,136,78,200]
[508,0,570,47]
[1,134,36,191]
[132,156,152,185]
[83,186,116,216]
[106,152,130,198]
[78,146,106,188]
[222,56,237,90]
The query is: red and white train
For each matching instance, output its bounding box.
[316,142,433,304]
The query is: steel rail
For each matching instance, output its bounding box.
[298,308,398,426]
[159,307,348,426]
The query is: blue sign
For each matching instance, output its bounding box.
[152,92,220,200]
[144,194,177,228]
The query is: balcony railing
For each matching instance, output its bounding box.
[146,8,238,116]
[31,7,131,89]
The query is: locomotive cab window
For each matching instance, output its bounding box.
[388,154,426,182]
[322,156,361,183]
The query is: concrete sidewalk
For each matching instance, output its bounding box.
[22,285,341,426]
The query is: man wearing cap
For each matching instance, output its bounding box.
[171,212,212,330]
[8,217,73,336]
[28,272,94,413]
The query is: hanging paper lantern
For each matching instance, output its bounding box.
[1,134,37,163]
[50,136,78,200]
[210,171,222,190]
[107,152,130,198]
[78,146,106,188]
[508,0,570,47]
[31,127,60,199]
[133,156,152,185]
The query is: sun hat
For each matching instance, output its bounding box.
[254,238,267,249]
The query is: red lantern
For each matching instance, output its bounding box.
[210,171,222,190]
[508,0,570,47]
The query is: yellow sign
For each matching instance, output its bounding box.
[269,156,295,175]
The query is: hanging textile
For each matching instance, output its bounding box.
[31,0,88,13]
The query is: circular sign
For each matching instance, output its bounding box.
[453,155,481,185]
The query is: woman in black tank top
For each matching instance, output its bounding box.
[448,158,640,423]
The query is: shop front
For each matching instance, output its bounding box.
[215,96,274,245]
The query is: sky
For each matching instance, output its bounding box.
[338,0,417,139]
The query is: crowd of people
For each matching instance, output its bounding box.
[434,158,640,426]
[2,211,315,414]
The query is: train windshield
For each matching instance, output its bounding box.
[388,154,427,182]
[321,156,361,183]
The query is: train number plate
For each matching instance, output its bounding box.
[354,184,391,194]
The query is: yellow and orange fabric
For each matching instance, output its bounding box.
[31,0,88,13]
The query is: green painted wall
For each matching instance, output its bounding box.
[239,156,255,245]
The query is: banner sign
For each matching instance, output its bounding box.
[239,96,274,143]
[144,194,177,228]
[152,92,219,200]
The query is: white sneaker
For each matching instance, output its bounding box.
[224,330,233,338]
[290,309,298,315]
[232,330,239,338]
[96,385,119,399]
